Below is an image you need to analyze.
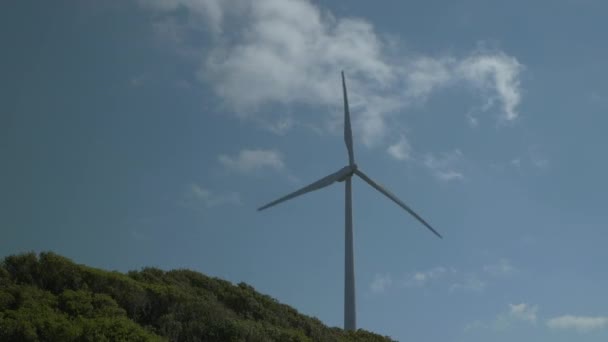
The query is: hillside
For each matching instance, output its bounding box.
[0,252,395,341]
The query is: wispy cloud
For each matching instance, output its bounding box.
[466,110,480,127]
[465,302,538,332]
[370,273,393,294]
[181,183,241,208]
[138,0,524,148]
[458,53,523,122]
[483,258,517,277]
[547,315,608,333]
[403,266,453,287]
[387,135,412,161]
[449,273,486,293]
[469,309,608,334]
[496,146,549,174]
[402,259,516,293]
[424,149,465,181]
[509,303,538,324]
[137,0,227,34]
[493,302,538,330]
[219,149,285,173]
[528,146,549,169]
[403,266,487,294]
[464,320,485,333]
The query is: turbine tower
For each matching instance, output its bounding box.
[258,71,442,331]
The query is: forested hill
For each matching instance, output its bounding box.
[0,252,395,341]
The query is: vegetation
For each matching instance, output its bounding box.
[0,252,395,341]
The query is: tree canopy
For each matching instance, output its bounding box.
[0,252,395,342]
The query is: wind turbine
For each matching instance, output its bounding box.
[258,71,442,331]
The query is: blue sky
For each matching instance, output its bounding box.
[2,0,608,340]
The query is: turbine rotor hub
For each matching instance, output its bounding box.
[337,164,357,182]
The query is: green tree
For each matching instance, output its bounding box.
[1,251,395,342]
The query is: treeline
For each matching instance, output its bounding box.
[0,252,395,341]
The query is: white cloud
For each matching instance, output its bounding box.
[404,56,453,100]
[403,260,517,293]
[370,273,392,294]
[404,267,489,293]
[436,170,464,182]
[403,54,523,123]
[387,135,412,161]
[183,183,241,208]
[466,302,538,332]
[509,303,538,324]
[424,149,465,181]
[493,303,538,330]
[138,0,525,147]
[404,266,451,287]
[219,149,285,173]
[458,53,523,122]
[483,258,516,277]
[547,315,608,333]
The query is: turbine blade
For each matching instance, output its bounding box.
[258,166,352,211]
[342,71,355,166]
[354,169,442,239]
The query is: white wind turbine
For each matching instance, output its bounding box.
[258,71,442,331]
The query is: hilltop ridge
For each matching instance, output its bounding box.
[0,252,395,341]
